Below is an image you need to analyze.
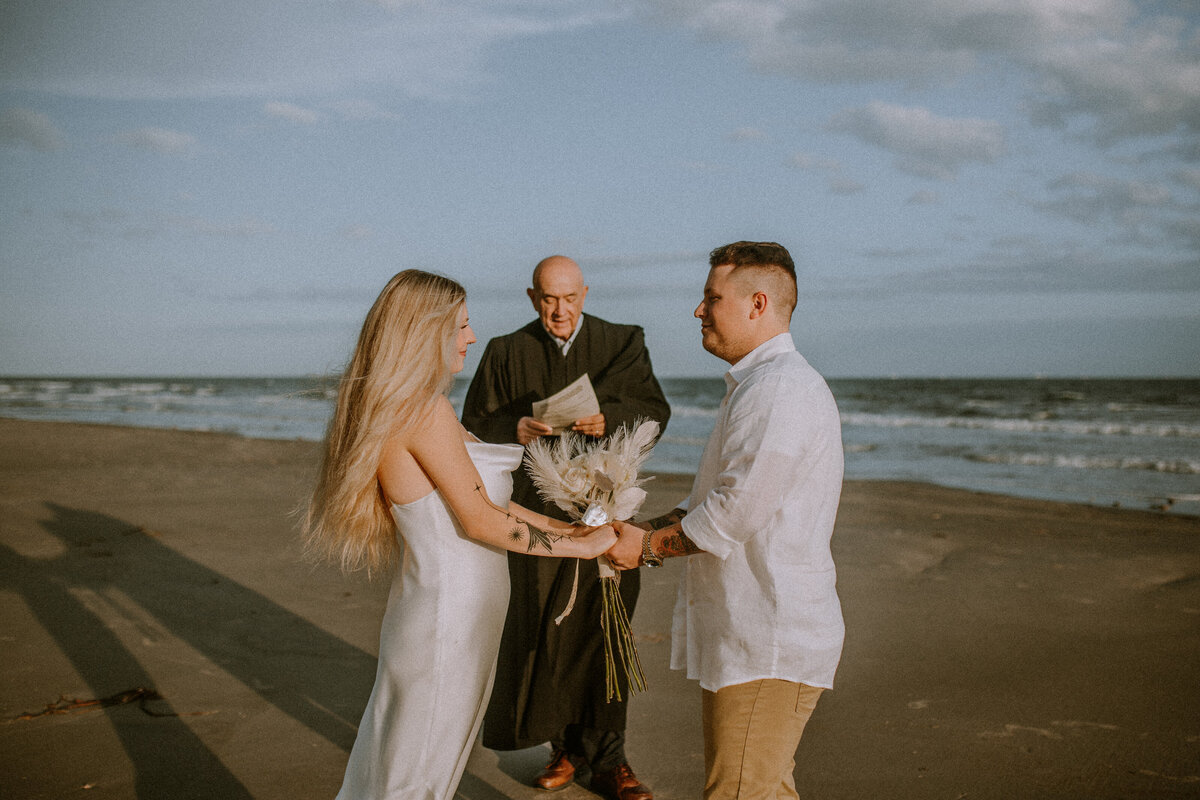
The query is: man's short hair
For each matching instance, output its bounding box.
[708,241,795,274]
[709,241,797,317]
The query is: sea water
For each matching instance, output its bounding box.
[1,376,1196,516]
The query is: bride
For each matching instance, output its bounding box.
[304,270,616,799]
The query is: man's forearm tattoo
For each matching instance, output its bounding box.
[645,507,686,530]
[658,525,704,557]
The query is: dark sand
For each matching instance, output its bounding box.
[0,418,1197,799]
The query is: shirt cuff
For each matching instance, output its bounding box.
[679,506,736,560]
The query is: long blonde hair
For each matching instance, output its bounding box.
[304,269,466,575]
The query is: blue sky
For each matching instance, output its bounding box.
[2,0,1197,378]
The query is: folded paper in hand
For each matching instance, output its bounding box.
[532,374,601,434]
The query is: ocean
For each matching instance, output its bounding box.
[1,376,1197,517]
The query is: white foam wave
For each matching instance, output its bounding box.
[967,451,1200,475]
[841,412,1200,439]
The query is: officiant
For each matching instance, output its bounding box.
[463,255,670,800]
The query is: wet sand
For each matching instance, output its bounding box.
[1,418,1197,799]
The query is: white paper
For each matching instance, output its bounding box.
[532,373,601,434]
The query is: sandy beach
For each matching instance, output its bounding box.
[1,417,1197,799]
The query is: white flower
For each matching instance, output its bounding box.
[560,463,590,495]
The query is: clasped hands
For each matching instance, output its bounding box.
[604,519,647,570]
[517,412,606,444]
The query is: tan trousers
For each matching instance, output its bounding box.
[702,679,824,800]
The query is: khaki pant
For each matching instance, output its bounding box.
[702,679,824,800]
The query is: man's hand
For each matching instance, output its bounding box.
[517,416,553,445]
[607,519,648,570]
[571,412,606,438]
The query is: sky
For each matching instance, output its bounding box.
[1,0,1198,378]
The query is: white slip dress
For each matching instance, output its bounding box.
[335,439,524,800]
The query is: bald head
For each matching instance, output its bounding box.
[528,255,588,340]
[532,255,583,288]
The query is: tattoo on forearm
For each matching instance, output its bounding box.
[475,484,563,553]
[658,526,703,557]
[524,523,563,553]
[646,508,686,530]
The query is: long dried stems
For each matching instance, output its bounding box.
[600,575,646,702]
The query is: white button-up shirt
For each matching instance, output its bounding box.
[674,332,845,692]
[543,316,584,355]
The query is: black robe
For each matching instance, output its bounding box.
[462,314,671,750]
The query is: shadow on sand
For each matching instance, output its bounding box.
[3,502,380,797]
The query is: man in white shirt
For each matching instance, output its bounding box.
[608,241,844,800]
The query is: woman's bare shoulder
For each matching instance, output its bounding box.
[401,395,469,449]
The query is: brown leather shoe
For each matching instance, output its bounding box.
[533,749,576,791]
[589,763,653,800]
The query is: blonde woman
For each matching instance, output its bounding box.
[305,270,616,800]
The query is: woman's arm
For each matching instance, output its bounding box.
[503,501,580,537]
[400,397,615,558]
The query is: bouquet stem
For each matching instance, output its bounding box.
[599,560,646,702]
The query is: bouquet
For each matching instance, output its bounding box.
[523,418,659,701]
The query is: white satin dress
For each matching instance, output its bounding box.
[336,439,524,800]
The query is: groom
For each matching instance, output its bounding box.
[608,241,845,799]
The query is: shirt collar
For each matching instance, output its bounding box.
[726,332,796,388]
[543,314,585,354]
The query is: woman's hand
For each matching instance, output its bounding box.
[572,523,617,558]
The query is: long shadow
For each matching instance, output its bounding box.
[3,502,381,795]
[2,534,254,797]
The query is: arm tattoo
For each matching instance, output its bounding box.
[523,523,564,554]
[645,507,686,530]
[658,525,704,557]
[475,485,564,553]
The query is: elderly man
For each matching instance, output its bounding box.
[463,255,670,800]
[608,241,844,800]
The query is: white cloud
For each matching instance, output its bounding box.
[0,107,65,151]
[116,127,196,155]
[1041,171,1170,224]
[1038,171,1200,249]
[645,0,1199,147]
[265,101,320,125]
[827,102,1005,180]
[1028,13,1200,144]
[0,0,629,100]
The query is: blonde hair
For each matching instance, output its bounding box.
[304,269,466,575]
